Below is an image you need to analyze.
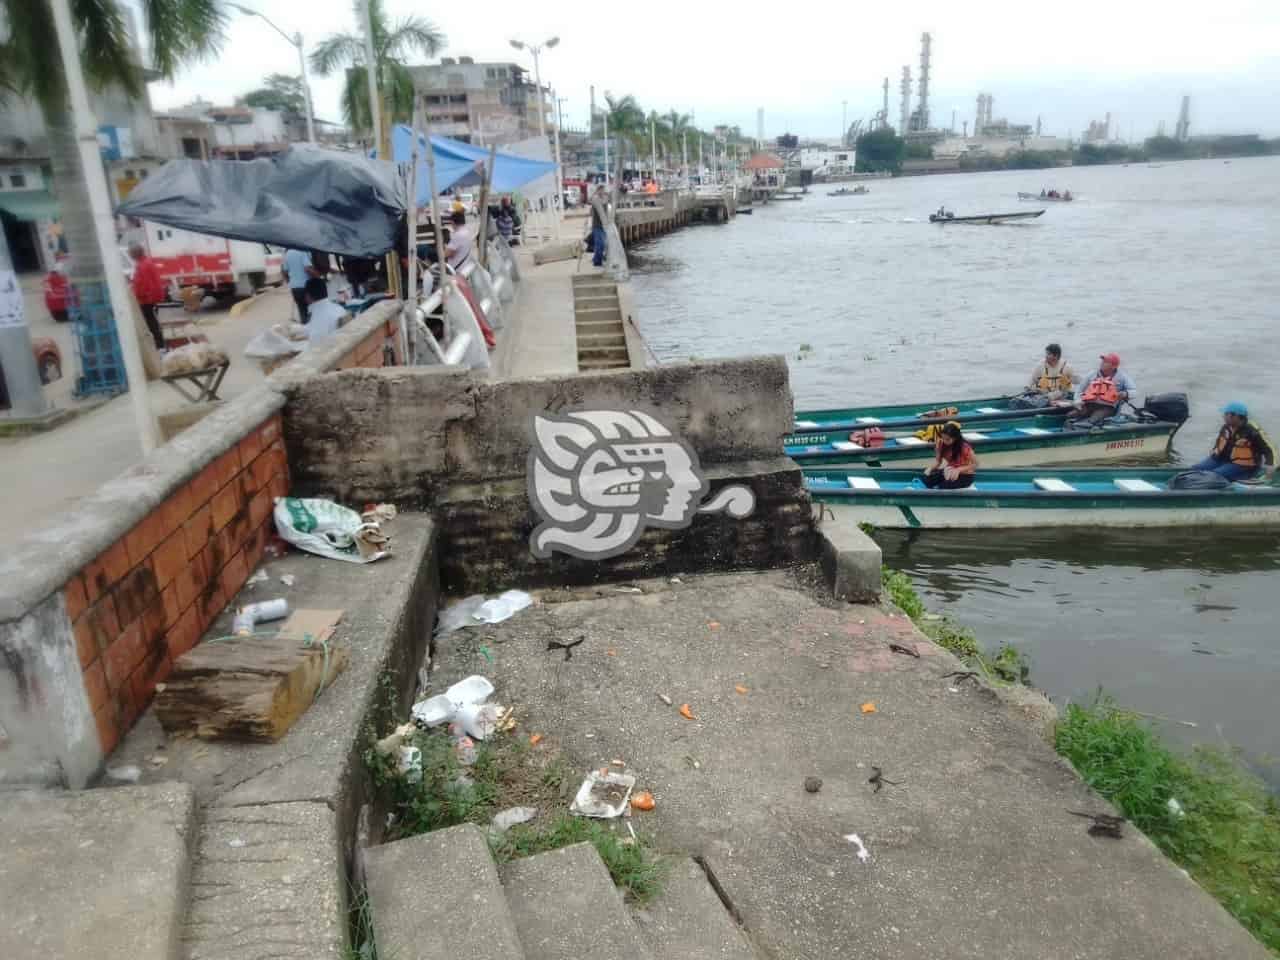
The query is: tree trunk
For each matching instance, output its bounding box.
[45,105,106,287]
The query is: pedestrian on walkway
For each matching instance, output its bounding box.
[128,242,166,350]
[284,248,315,323]
[589,185,609,268]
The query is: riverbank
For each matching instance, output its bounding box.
[880,569,1280,955]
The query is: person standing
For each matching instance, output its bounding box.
[445,210,474,270]
[589,185,609,269]
[128,242,166,350]
[302,277,348,347]
[284,248,314,323]
[1192,402,1276,481]
[1067,353,1136,425]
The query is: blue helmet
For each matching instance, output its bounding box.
[1222,401,1249,417]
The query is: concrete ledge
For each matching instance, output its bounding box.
[616,283,651,369]
[0,782,196,960]
[818,510,882,602]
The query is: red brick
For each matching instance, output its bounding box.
[174,552,208,612]
[94,703,120,755]
[160,582,181,629]
[212,447,242,489]
[83,659,110,714]
[128,649,171,710]
[103,622,147,690]
[249,449,277,492]
[76,595,120,660]
[183,502,213,560]
[83,540,131,601]
[197,583,227,633]
[119,688,143,734]
[219,549,249,604]
[63,576,88,622]
[188,463,220,509]
[112,563,160,626]
[243,523,268,573]
[210,482,241,532]
[238,421,266,466]
[258,416,281,448]
[74,617,99,669]
[151,529,188,589]
[124,510,168,568]
[166,605,202,661]
[159,486,194,539]
[248,489,272,530]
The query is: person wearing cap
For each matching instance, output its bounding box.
[922,421,979,490]
[1191,403,1275,481]
[1026,343,1079,401]
[1067,353,1136,425]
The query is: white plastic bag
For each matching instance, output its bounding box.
[244,326,303,360]
[474,590,532,624]
[273,497,391,564]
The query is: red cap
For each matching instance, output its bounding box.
[1100,353,1121,366]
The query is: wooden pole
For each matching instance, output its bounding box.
[402,100,420,365]
[421,129,452,340]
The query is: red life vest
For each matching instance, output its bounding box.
[1080,376,1120,405]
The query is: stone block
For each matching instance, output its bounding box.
[818,511,882,602]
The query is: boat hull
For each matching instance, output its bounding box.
[931,210,1046,224]
[789,422,1178,470]
[788,397,1068,444]
[805,467,1280,529]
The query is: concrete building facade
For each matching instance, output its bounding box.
[408,57,552,145]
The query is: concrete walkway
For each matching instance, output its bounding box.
[0,283,295,547]
[433,569,1271,960]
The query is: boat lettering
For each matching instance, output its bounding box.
[1105,438,1146,450]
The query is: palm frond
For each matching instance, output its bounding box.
[341,64,372,133]
[383,61,416,125]
[139,0,227,78]
[69,0,140,96]
[309,32,366,76]
[385,16,445,60]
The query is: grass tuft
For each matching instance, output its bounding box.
[1056,697,1280,952]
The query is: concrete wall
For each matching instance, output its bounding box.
[282,356,818,592]
[0,303,405,789]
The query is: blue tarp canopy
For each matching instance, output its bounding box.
[392,126,557,203]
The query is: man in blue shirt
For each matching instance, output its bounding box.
[284,248,314,322]
[1067,353,1136,425]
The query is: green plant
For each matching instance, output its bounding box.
[1056,697,1280,952]
[369,730,501,838]
[881,568,925,620]
[491,815,667,902]
[343,885,378,960]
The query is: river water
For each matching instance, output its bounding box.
[629,156,1280,784]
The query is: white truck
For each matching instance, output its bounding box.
[133,220,283,299]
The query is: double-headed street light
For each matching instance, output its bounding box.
[229,4,316,143]
[510,36,562,241]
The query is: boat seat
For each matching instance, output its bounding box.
[794,420,819,429]
[976,406,1003,413]
[846,476,881,490]
[831,441,864,451]
[895,436,930,446]
[1017,427,1053,436]
[855,416,883,424]
[1113,478,1162,492]
[1033,477,1076,492]
[963,431,988,441]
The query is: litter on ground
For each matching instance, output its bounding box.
[570,770,636,818]
[844,833,871,863]
[492,806,538,831]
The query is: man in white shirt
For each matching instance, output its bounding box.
[445,210,473,270]
[303,277,348,346]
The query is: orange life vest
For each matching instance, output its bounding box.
[1080,376,1120,405]
[1214,426,1261,468]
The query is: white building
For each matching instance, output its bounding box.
[799,147,857,178]
[933,135,1068,160]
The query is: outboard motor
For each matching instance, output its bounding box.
[1141,392,1190,424]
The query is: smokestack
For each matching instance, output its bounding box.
[917,32,932,130]
[882,77,889,129]
[1175,95,1191,141]
[899,66,911,134]
[590,85,596,138]
[756,107,764,149]
[975,93,984,135]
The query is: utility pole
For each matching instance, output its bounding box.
[360,0,381,155]
[49,0,157,449]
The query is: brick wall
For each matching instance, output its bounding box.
[334,316,401,371]
[62,415,290,756]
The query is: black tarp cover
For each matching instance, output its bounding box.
[117,146,407,257]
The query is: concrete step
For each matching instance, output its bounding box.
[630,858,758,960]
[502,842,653,960]
[573,299,621,310]
[573,306,623,319]
[0,783,195,960]
[579,359,631,371]
[577,334,627,348]
[574,318,625,329]
[578,349,630,363]
[573,293,620,302]
[365,824,525,960]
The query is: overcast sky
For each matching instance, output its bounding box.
[143,0,1280,141]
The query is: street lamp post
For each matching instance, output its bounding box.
[229,4,315,143]
[510,37,562,242]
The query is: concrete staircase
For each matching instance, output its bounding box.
[362,824,757,960]
[571,275,631,371]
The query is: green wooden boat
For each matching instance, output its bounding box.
[805,467,1280,529]
[788,416,1182,469]
[787,395,1066,446]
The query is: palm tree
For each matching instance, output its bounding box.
[0,0,225,290]
[309,0,445,138]
[603,93,647,162]
[664,110,693,165]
